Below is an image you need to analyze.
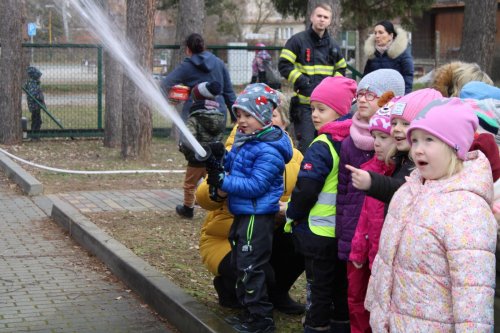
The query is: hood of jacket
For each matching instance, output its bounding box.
[27,66,42,80]
[258,126,293,164]
[364,26,409,60]
[405,150,493,205]
[431,61,465,97]
[187,51,217,73]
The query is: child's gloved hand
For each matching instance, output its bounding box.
[207,168,224,188]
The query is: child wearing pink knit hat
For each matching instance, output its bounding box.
[285,75,357,333]
[365,97,496,331]
[347,88,443,208]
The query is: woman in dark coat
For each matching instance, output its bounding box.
[363,20,414,94]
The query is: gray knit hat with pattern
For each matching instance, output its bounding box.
[358,69,405,97]
[231,83,279,126]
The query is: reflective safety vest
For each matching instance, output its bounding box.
[284,134,339,237]
[308,135,339,237]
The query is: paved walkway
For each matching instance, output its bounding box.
[0,174,173,333]
[57,189,183,213]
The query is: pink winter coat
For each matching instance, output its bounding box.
[365,151,496,332]
[349,157,394,269]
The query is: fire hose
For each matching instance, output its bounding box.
[0,148,185,175]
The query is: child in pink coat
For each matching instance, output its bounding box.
[365,98,496,332]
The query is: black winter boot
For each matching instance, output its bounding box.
[270,292,305,315]
[176,204,194,218]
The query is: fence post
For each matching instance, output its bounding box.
[97,46,103,129]
[435,31,440,69]
[355,30,360,76]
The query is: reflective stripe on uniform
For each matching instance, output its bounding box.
[335,58,347,69]
[279,48,296,64]
[295,63,335,76]
[288,69,302,84]
[296,93,310,105]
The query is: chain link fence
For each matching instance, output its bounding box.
[22,43,362,138]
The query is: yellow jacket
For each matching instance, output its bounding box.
[197,126,303,275]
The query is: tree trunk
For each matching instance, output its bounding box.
[121,0,155,159]
[357,26,371,75]
[460,0,497,74]
[170,0,205,71]
[103,0,125,148]
[169,0,205,142]
[306,0,342,38]
[0,0,23,144]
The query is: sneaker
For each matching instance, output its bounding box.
[233,314,275,333]
[175,204,193,218]
[270,293,305,315]
[224,310,251,326]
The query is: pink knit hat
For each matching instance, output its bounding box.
[390,88,443,122]
[310,76,357,116]
[407,98,478,160]
[369,98,400,134]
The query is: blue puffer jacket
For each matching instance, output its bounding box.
[221,126,293,215]
[363,27,414,94]
[160,51,237,121]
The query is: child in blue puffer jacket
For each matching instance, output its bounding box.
[207,83,292,333]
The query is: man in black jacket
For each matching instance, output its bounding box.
[279,3,347,153]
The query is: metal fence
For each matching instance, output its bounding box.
[21,43,362,138]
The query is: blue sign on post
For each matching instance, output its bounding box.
[27,23,37,37]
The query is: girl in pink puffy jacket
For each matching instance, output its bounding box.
[365,98,497,332]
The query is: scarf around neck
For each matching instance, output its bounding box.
[375,39,393,55]
[233,126,273,149]
[350,113,374,150]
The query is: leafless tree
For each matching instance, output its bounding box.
[121,0,155,159]
[0,0,24,144]
[103,0,125,148]
[252,0,274,33]
[460,0,497,74]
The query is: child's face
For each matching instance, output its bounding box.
[356,89,380,121]
[311,101,340,130]
[372,130,395,161]
[390,117,411,152]
[272,109,286,130]
[236,108,262,134]
[410,129,453,181]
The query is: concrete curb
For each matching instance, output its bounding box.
[49,195,235,333]
[0,152,43,195]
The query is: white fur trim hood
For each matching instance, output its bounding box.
[364,27,409,60]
